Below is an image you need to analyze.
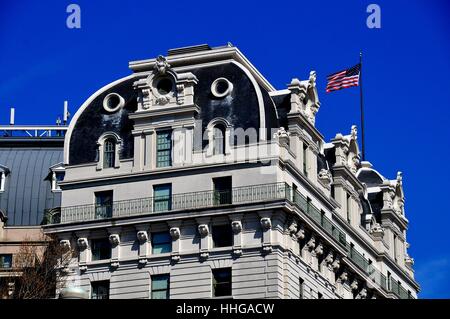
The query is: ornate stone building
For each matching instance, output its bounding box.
[42,44,419,299]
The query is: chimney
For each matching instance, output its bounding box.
[9,108,15,125]
[63,100,69,124]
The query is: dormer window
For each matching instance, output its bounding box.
[104,138,115,168]
[48,163,65,192]
[213,124,226,155]
[96,132,122,170]
[0,165,10,193]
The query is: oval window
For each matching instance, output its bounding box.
[211,78,233,98]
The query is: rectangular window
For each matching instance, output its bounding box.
[299,278,304,299]
[213,176,232,205]
[346,193,351,223]
[151,232,172,254]
[95,191,113,219]
[393,234,398,262]
[91,238,111,261]
[212,224,233,248]
[212,268,232,298]
[151,274,170,299]
[0,254,13,268]
[303,143,308,176]
[91,280,109,299]
[156,130,172,167]
[153,184,172,212]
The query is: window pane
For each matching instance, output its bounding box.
[153,184,171,212]
[151,275,169,299]
[95,191,113,219]
[156,131,172,167]
[104,139,115,168]
[91,238,111,260]
[0,254,13,268]
[212,268,232,297]
[91,281,109,299]
[152,232,172,254]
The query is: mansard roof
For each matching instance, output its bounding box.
[0,140,63,226]
[65,45,281,165]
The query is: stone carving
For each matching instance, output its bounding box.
[273,127,290,145]
[339,271,348,282]
[350,125,357,140]
[139,258,147,265]
[77,238,88,250]
[154,55,170,75]
[198,224,209,237]
[295,224,306,240]
[109,234,120,246]
[350,279,359,291]
[405,254,415,267]
[287,219,298,237]
[356,288,368,299]
[370,222,384,238]
[60,239,71,250]
[170,227,180,240]
[324,251,334,265]
[171,254,181,262]
[231,220,242,234]
[332,257,341,271]
[318,169,332,187]
[306,236,316,250]
[233,249,243,257]
[110,261,119,268]
[137,230,148,243]
[200,252,209,259]
[260,217,272,230]
[314,242,324,256]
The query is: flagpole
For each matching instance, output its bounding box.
[359,51,366,161]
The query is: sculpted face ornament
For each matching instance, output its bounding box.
[77,238,88,250]
[295,224,306,240]
[137,230,148,243]
[60,239,71,250]
[260,217,272,230]
[198,224,209,237]
[170,227,180,240]
[154,55,170,75]
[109,234,120,246]
[231,221,242,234]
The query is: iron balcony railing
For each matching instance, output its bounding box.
[55,182,403,297]
[389,278,413,299]
[59,182,291,224]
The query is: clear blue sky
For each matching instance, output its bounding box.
[1,0,449,298]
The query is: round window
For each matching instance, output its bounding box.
[156,77,173,95]
[211,78,233,98]
[103,93,125,113]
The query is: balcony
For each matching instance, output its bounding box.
[57,182,291,224]
[390,278,413,299]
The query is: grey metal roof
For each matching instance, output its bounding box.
[0,140,63,226]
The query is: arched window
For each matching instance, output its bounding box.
[103,138,115,168]
[213,124,226,155]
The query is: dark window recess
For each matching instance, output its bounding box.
[152,232,172,254]
[212,224,233,248]
[157,78,173,95]
[55,172,65,182]
[212,268,232,297]
[151,274,170,299]
[213,124,226,155]
[303,143,308,176]
[299,278,304,299]
[95,191,113,219]
[213,176,232,205]
[104,138,115,168]
[0,254,13,268]
[153,184,172,212]
[91,238,111,261]
[91,281,109,299]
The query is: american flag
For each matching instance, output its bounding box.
[326,63,361,93]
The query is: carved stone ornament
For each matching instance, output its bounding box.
[339,271,348,282]
[139,258,147,265]
[170,227,180,240]
[154,55,170,75]
[306,236,316,250]
[60,239,71,250]
[314,243,324,255]
[350,125,358,140]
[350,280,359,291]
[200,252,209,259]
[288,219,298,236]
[356,288,368,299]
[332,257,341,271]
[260,217,272,230]
[231,220,242,234]
[198,224,209,237]
[295,224,306,240]
[109,234,120,246]
[370,222,385,238]
[171,254,181,262]
[325,251,334,265]
[155,95,170,106]
[318,169,332,185]
[262,244,273,254]
[405,255,415,267]
[273,127,290,140]
[137,230,148,243]
[110,261,119,268]
[77,238,88,250]
[233,249,243,257]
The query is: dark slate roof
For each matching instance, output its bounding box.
[271,93,290,129]
[0,140,63,226]
[69,62,281,162]
[69,77,137,165]
[357,169,384,187]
